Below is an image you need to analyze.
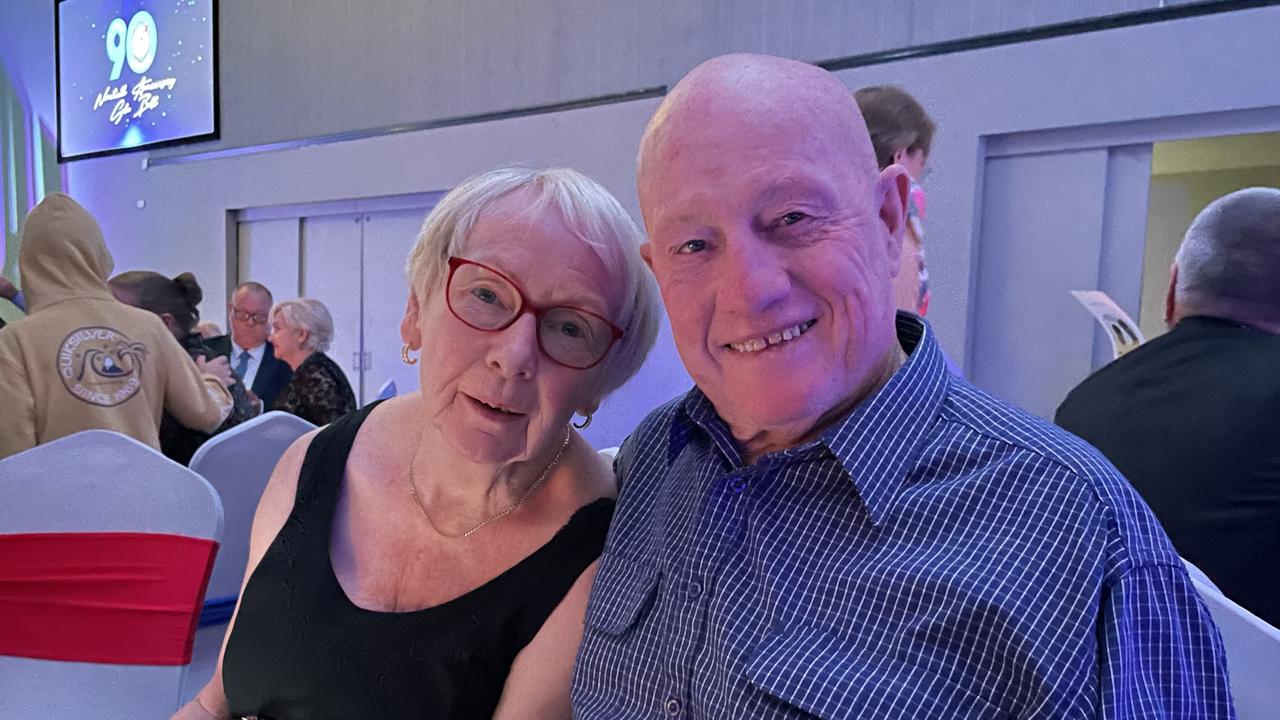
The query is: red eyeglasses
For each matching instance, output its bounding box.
[445,256,624,370]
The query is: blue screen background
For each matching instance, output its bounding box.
[58,0,215,158]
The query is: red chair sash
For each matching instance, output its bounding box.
[0,532,218,665]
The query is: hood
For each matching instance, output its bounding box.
[18,193,115,313]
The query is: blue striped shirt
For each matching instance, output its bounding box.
[572,314,1234,719]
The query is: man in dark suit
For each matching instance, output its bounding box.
[207,281,293,409]
[1057,187,1280,627]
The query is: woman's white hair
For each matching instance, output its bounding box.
[271,298,336,354]
[405,166,660,404]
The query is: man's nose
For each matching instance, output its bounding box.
[718,231,791,316]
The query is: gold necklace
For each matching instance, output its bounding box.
[408,427,571,539]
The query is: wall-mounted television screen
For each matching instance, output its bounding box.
[56,0,217,161]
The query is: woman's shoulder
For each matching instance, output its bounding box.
[543,435,617,518]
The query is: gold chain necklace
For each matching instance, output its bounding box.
[408,427,571,539]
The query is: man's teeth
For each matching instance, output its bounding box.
[482,400,517,414]
[729,320,815,354]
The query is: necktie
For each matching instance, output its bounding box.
[234,350,251,380]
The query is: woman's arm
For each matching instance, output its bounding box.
[490,560,601,720]
[169,430,319,719]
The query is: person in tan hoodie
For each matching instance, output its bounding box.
[0,193,234,460]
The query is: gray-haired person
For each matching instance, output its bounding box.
[1058,186,1280,628]
[572,54,1232,719]
[174,166,660,720]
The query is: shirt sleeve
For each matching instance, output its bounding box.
[1097,563,1236,719]
[0,356,37,458]
[161,334,233,433]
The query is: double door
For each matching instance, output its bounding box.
[237,197,439,405]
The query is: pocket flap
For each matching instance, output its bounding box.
[746,626,1006,720]
[584,553,660,636]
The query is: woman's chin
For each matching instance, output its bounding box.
[444,424,527,466]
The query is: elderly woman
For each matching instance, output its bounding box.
[266,297,357,425]
[175,167,659,720]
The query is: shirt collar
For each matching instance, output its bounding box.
[232,340,265,360]
[668,312,951,526]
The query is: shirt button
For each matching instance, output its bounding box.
[686,580,703,599]
[664,697,682,716]
[728,475,748,494]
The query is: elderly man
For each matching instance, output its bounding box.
[572,55,1233,719]
[1058,187,1280,628]
[207,281,292,408]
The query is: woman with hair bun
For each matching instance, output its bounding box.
[110,270,258,463]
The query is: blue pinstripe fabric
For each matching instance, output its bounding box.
[572,314,1234,719]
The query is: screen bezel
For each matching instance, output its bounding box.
[55,0,220,162]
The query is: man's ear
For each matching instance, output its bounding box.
[1164,262,1179,327]
[401,290,423,347]
[159,313,177,332]
[876,165,910,276]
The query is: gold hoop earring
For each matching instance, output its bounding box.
[572,413,592,430]
[401,343,419,365]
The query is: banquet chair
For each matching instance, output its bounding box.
[376,378,398,401]
[1182,557,1280,719]
[189,411,316,624]
[0,430,223,718]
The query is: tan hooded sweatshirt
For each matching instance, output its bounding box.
[0,193,232,460]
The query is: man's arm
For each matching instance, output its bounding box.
[1097,563,1235,719]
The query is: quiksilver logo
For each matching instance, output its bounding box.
[57,326,148,407]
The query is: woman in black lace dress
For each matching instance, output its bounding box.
[266,298,356,425]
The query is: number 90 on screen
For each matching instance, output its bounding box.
[106,10,158,81]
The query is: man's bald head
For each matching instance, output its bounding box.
[638,54,880,210]
[633,53,911,460]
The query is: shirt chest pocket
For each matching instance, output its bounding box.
[583,552,660,637]
[745,625,1010,720]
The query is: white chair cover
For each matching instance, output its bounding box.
[0,430,223,718]
[1183,557,1280,719]
[189,411,316,605]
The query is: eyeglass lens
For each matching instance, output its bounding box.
[447,262,614,368]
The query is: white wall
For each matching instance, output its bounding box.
[0,0,55,127]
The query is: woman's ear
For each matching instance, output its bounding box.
[400,290,423,347]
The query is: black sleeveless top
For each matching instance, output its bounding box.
[222,402,615,720]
